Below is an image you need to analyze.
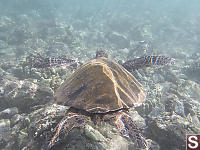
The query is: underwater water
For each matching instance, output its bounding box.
[0,0,200,150]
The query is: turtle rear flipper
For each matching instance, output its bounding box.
[45,112,89,150]
[103,111,147,150]
[123,55,175,71]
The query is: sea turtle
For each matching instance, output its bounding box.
[38,50,174,150]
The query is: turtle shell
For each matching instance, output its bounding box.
[55,57,146,113]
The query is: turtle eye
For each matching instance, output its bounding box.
[75,117,84,124]
[57,101,63,105]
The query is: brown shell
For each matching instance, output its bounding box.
[56,57,146,113]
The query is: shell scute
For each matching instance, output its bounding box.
[56,57,146,113]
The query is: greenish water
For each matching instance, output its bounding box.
[0,0,200,55]
[0,0,200,57]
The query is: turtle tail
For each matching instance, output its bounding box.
[123,55,175,71]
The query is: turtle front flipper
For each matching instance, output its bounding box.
[33,56,82,69]
[123,55,175,71]
[45,112,89,150]
[103,111,147,150]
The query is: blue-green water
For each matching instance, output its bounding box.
[0,0,200,56]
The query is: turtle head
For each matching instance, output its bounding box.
[95,50,108,59]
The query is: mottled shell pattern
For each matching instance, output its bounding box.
[56,57,146,113]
